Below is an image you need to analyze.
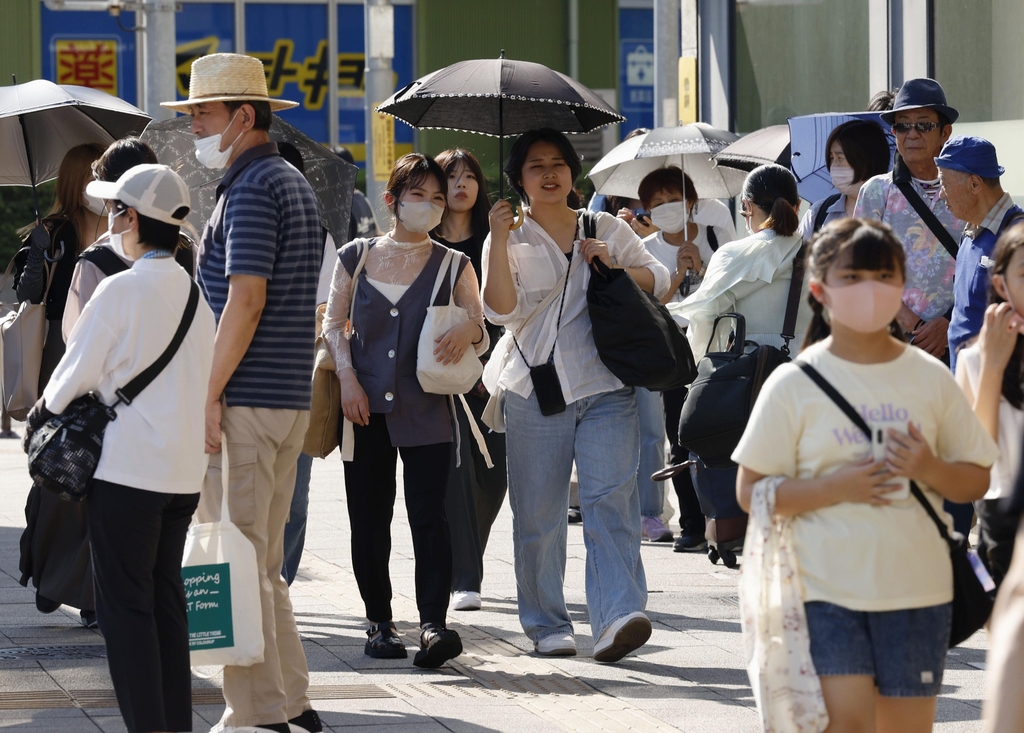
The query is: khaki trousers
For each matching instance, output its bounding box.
[984,518,1024,733]
[198,406,311,729]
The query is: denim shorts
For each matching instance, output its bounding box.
[804,601,952,697]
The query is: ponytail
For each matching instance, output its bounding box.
[801,292,831,351]
[763,196,800,237]
[741,163,801,238]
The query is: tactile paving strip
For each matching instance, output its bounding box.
[0,644,107,661]
[299,553,684,733]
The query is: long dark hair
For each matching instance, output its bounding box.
[741,164,800,237]
[433,148,490,239]
[802,218,907,350]
[988,222,1024,409]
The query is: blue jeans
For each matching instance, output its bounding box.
[636,387,666,518]
[282,452,313,586]
[505,387,647,642]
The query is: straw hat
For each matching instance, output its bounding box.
[161,53,299,112]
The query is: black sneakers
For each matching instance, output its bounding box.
[289,709,324,732]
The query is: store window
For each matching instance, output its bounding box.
[734,0,870,133]
[934,0,1024,123]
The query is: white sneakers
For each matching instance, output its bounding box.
[593,612,652,663]
[534,632,577,656]
[450,590,482,611]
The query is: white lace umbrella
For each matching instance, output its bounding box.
[588,124,746,204]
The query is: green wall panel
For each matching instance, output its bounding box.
[0,0,42,83]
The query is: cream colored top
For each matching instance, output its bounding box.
[733,342,998,611]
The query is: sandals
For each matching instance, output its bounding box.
[364,622,407,659]
[413,623,463,669]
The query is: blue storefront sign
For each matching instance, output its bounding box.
[39,1,415,164]
[619,6,655,138]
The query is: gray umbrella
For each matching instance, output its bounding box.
[0,79,151,216]
[141,115,357,245]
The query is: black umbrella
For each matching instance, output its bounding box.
[712,124,791,174]
[0,79,151,217]
[377,52,625,198]
[141,115,357,246]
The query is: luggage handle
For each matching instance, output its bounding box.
[708,312,747,356]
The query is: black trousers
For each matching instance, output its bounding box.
[662,386,704,524]
[87,480,199,733]
[445,392,508,593]
[343,415,453,626]
[976,498,1021,588]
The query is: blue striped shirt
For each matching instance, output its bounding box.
[199,142,321,410]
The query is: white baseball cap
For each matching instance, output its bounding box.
[87,164,191,226]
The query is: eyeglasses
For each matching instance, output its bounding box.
[892,122,942,134]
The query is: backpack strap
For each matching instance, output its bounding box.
[580,209,599,241]
[780,244,807,355]
[813,193,842,234]
[80,246,130,278]
[894,180,960,260]
[706,225,719,252]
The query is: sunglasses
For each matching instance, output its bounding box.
[892,122,942,134]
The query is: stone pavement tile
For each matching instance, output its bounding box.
[0,712,104,732]
[0,708,85,722]
[36,658,112,689]
[641,699,760,733]
[316,697,442,728]
[400,700,556,733]
[0,667,63,691]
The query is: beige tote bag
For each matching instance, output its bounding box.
[0,255,53,420]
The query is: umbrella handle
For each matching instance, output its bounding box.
[510,204,525,231]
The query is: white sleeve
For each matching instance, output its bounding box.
[597,214,671,299]
[43,286,121,414]
[317,232,339,305]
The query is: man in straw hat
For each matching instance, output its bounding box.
[163,53,324,733]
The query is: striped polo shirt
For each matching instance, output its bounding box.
[199,142,322,410]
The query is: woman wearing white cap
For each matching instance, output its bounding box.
[24,164,216,733]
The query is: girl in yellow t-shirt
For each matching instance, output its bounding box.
[734,218,998,732]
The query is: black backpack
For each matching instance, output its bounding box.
[582,211,696,391]
[676,244,806,468]
[79,246,130,277]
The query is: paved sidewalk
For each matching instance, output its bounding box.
[0,438,989,732]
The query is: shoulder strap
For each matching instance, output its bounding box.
[813,194,842,234]
[894,180,959,260]
[81,247,130,278]
[346,238,373,340]
[429,247,457,306]
[706,225,719,252]
[780,244,807,355]
[114,280,200,407]
[795,360,956,547]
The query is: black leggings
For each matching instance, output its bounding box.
[662,386,703,524]
[342,415,453,626]
[87,480,199,733]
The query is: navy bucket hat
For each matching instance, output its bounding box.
[880,78,959,125]
[935,136,1005,179]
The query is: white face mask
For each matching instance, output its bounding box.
[829,165,861,197]
[397,201,444,234]
[107,209,133,261]
[83,189,106,216]
[649,202,689,234]
[194,110,242,169]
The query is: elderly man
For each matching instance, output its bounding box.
[163,54,323,733]
[938,136,1022,373]
[855,78,964,362]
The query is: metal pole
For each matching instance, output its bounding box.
[568,0,579,80]
[142,0,176,121]
[364,0,395,227]
[328,0,339,149]
[654,0,680,127]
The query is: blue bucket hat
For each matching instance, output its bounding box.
[935,136,1005,178]
[880,78,959,125]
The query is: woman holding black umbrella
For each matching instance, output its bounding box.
[482,128,670,663]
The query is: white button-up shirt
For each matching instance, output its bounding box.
[482,211,670,404]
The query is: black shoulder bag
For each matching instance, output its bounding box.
[26,281,201,502]
[676,244,806,468]
[795,360,994,648]
[582,211,696,391]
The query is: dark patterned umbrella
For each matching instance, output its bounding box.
[377,52,624,198]
[141,115,356,245]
